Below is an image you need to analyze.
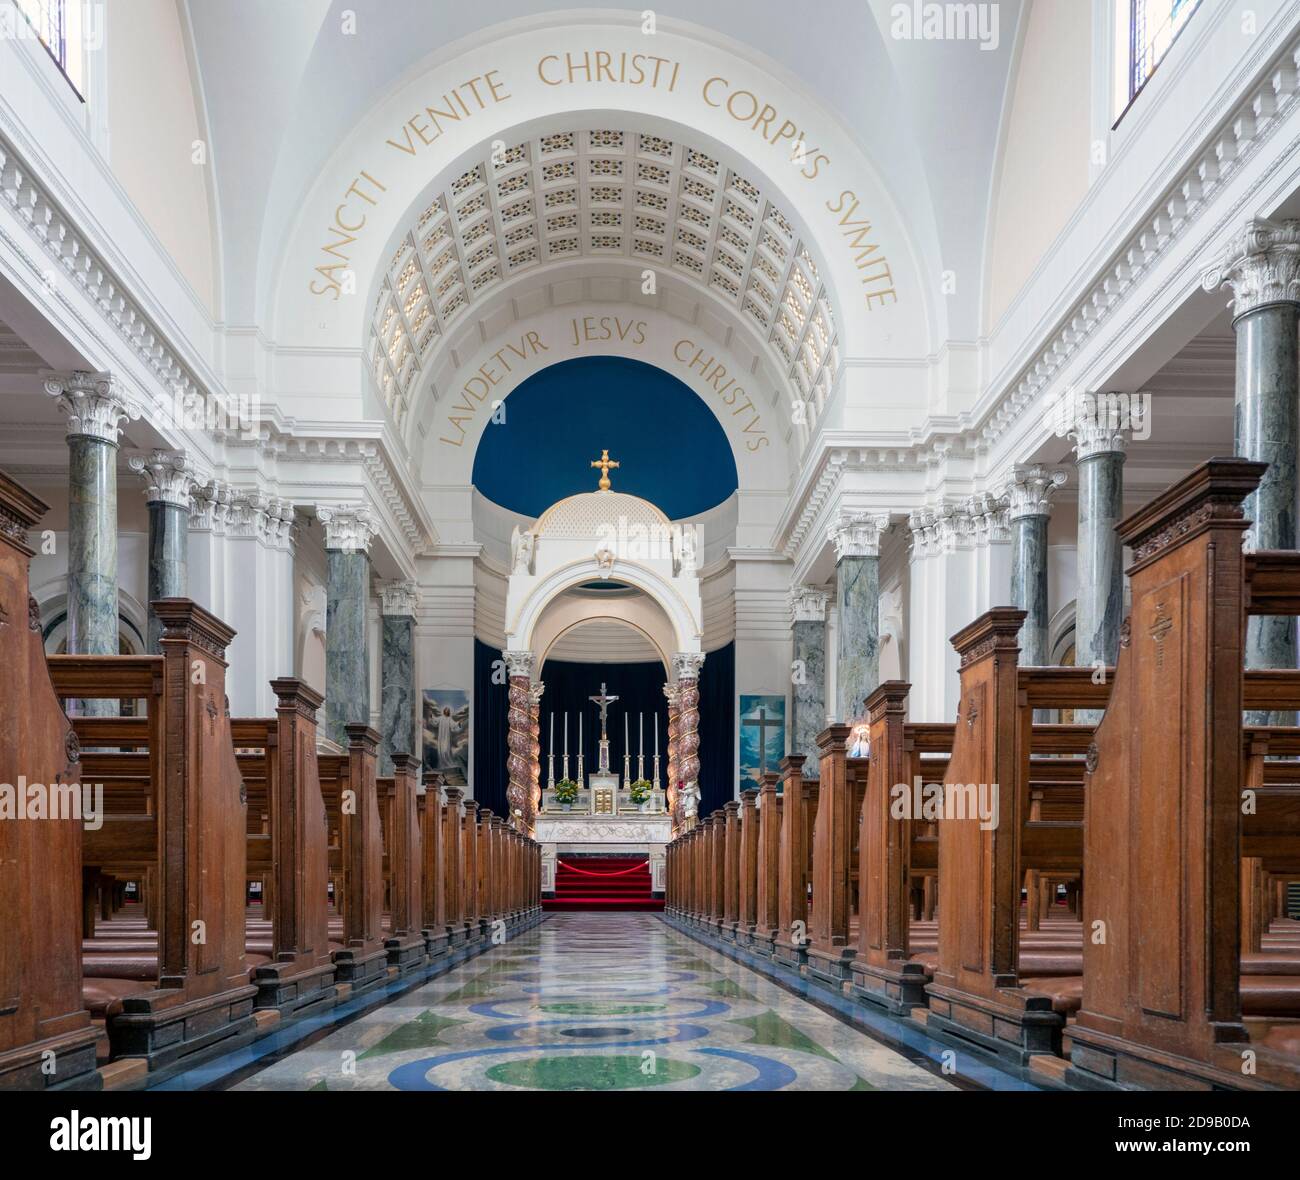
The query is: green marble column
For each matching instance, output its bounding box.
[379,581,418,775]
[129,450,197,653]
[318,505,377,749]
[45,373,135,715]
[788,586,828,776]
[829,513,889,723]
[1204,219,1300,723]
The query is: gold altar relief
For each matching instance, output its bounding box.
[593,787,615,815]
[1135,575,1186,1020]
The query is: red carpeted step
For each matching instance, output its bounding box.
[543,855,663,912]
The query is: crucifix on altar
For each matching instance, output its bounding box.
[588,682,618,775]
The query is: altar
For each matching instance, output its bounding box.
[497,456,707,902]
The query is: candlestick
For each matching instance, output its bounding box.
[624,711,629,757]
[654,711,659,757]
[639,712,644,757]
[564,712,568,757]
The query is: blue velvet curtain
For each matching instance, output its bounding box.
[472,639,735,817]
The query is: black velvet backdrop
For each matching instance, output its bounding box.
[473,639,735,819]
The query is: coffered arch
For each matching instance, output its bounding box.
[366,119,845,447]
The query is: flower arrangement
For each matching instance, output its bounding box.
[629,778,653,806]
[554,778,578,806]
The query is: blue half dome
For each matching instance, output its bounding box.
[471,356,738,520]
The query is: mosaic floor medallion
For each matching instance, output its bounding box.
[233,914,956,1092]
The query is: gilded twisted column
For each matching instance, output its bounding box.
[528,680,544,833]
[673,653,704,831]
[664,681,680,827]
[505,651,535,830]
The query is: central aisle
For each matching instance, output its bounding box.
[234,915,956,1091]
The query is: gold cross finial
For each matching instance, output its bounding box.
[590,448,620,491]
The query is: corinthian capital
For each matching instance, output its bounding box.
[1004,464,1068,520]
[672,651,705,681]
[317,504,378,553]
[1202,217,1300,320]
[828,512,891,560]
[380,580,419,617]
[43,371,140,444]
[128,450,202,508]
[503,649,535,679]
[788,585,829,623]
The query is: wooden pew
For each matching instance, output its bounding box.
[808,724,856,984]
[231,678,337,1017]
[751,772,782,957]
[382,753,426,975]
[330,724,389,997]
[736,788,759,947]
[418,773,449,959]
[0,474,102,1090]
[922,608,1066,1063]
[1066,458,1300,1090]
[850,681,930,1014]
[443,787,468,945]
[54,598,258,1070]
[721,799,740,941]
[773,756,812,968]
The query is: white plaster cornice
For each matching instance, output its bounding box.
[788,585,829,624]
[380,580,419,617]
[316,504,379,554]
[828,512,891,560]
[1004,464,1068,520]
[42,370,139,444]
[1202,216,1300,318]
[128,449,203,508]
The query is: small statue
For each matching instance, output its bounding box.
[510,525,537,574]
[679,779,701,820]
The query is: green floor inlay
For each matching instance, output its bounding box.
[539,1001,666,1016]
[485,1054,701,1090]
[732,1010,837,1061]
[360,1010,465,1059]
[705,977,759,1001]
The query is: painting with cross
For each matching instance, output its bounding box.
[739,694,786,791]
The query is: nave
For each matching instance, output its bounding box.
[223,914,960,1093]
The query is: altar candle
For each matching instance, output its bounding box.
[639,712,644,757]
[549,712,554,753]
[579,713,583,751]
[564,712,568,756]
[655,712,659,757]
[624,710,629,753]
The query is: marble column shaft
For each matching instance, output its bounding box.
[326,549,370,747]
[379,614,415,775]
[68,435,120,660]
[1204,218,1300,720]
[789,587,828,777]
[131,452,198,654]
[1005,466,1065,670]
[47,373,136,718]
[1235,302,1299,678]
[829,515,887,723]
[1075,451,1125,674]
[319,506,377,749]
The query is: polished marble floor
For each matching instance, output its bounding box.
[233,914,956,1091]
